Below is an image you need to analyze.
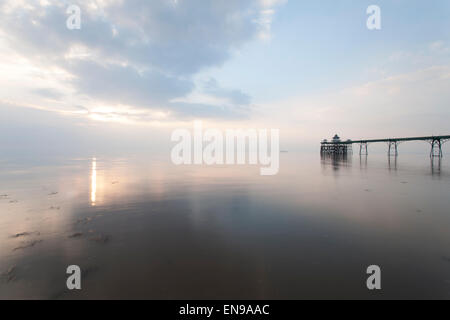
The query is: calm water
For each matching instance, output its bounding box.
[1,152,450,299]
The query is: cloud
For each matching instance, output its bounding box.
[202,78,251,106]
[258,65,450,145]
[385,41,450,72]
[255,0,286,40]
[32,87,65,100]
[429,41,450,55]
[68,60,193,106]
[0,0,286,122]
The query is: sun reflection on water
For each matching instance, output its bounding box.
[91,157,97,206]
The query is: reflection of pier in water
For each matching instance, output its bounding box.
[388,155,397,171]
[321,153,443,176]
[431,157,441,176]
[320,153,351,171]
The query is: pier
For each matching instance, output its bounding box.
[321,134,450,157]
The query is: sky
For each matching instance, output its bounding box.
[0,0,449,155]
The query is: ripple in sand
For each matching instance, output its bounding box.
[1,266,18,283]
[10,231,40,239]
[68,232,83,238]
[13,240,42,251]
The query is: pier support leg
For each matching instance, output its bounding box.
[388,141,398,156]
[359,143,368,156]
[430,139,443,158]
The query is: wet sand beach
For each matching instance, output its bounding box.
[1,153,450,299]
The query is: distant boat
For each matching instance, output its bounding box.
[280,150,288,153]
